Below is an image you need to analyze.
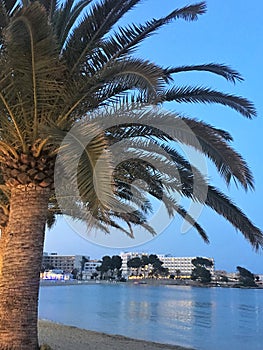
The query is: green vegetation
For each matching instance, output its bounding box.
[96,255,123,280]
[191,257,213,283]
[127,254,169,278]
[0,0,262,348]
[236,266,257,287]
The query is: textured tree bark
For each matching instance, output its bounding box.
[0,227,8,278]
[0,185,50,350]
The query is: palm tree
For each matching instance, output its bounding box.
[0,0,262,348]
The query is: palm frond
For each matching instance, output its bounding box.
[93,106,254,189]
[161,194,209,242]
[180,116,254,190]
[3,2,66,145]
[206,186,263,250]
[165,63,243,83]
[64,0,141,72]
[85,58,166,104]
[162,86,256,118]
[98,2,206,65]
[38,0,58,20]
[48,121,114,219]
[54,0,92,49]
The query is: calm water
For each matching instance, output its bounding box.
[39,284,263,350]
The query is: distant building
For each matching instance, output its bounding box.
[158,255,214,277]
[120,252,214,278]
[41,269,71,281]
[42,252,90,273]
[120,252,148,277]
[82,260,101,280]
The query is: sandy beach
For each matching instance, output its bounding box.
[38,320,195,350]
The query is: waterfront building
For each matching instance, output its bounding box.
[82,260,101,279]
[120,252,149,277]
[158,255,214,278]
[120,252,214,278]
[41,269,71,281]
[42,252,90,273]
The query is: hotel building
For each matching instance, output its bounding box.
[42,252,90,273]
[120,252,214,278]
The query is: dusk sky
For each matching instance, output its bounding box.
[44,1,263,273]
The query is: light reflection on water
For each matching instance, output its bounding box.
[39,284,263,350]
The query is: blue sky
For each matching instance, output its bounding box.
[44,1,263,273]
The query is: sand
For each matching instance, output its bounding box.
[38,320,195,350]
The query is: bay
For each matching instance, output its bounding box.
[39,284,263,350]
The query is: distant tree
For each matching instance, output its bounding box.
[146,254,166,278]
[191,266,211,283]
[80,256,89,280]
[191,257,212,283]
[155,266,169,278]
[117,269,123,280]
[192,257,213,268]
[237,266,257,287]
[111,255,123,279]
[97,256,112,279]
[127,257,142,276]
[148,254,160,266]
[169,274,175,279]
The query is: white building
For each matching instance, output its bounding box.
[120,252,214,278]
[82,260,101,279]
[158,255,214,277]
[42,252,90,273]
[41,269,71,281]
[120,252,148,277]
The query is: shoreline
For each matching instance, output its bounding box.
[40,278,263,289]
[38,320,195,350]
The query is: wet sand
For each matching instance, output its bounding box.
[38,320,195,350]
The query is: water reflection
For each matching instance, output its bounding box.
[39,284,263,350]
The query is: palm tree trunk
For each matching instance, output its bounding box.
[0,185,50,350]
[0,227,8,277]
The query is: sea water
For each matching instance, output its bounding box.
[39,284,263,350]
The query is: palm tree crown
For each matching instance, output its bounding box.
[0,0,261,247]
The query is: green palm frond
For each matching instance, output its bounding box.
[206,186,263,250]
[99,2,206,65]
[179,117,254,189]
[165,64,244,83]
[46,121,114,217]
[93,106,254,189]
[1,2,66,147]
[161,195,209,243]
[162,86,256,118]
[64,0,141,71]
[0,1,261,249]
[87,59,167,104]
[49,0,92,51]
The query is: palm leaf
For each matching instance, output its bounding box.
[165,63,243,83]
[162,86,256,118]
[93,106,254,189]
[64,0,141,71]
[206,186,263,250]
[99,2,206,64]
[3,2,66,145]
